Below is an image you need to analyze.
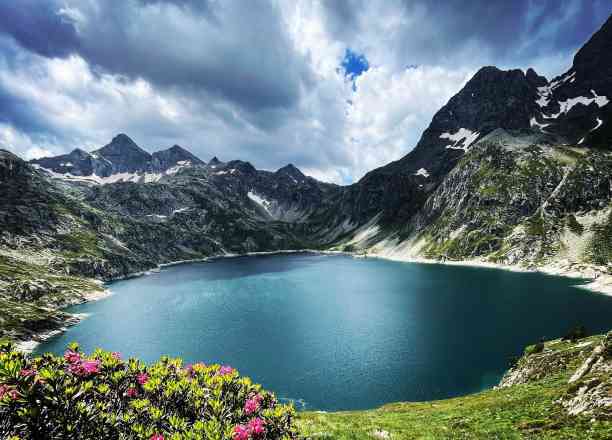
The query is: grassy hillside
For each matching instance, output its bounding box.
[297,333,612,439]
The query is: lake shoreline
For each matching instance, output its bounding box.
[16,248,611,354]
[106,249,348,282]
[15,288,113,353]
[365,252,612,297]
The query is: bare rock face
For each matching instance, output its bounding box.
[559,332,612,418]
[498,333,612,420]
[497,340,586,388]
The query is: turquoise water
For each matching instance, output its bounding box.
[36,253,612,410]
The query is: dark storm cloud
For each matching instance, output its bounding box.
[0,38,55,135]
[0,86,49,135]
[0,0,80,58]
[138,0,211,10]
[323,0,610,75]
[77,0,312,113]
[0,0,311,115]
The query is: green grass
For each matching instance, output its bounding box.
[0,255,101,299]
[57,230,106,258]
[297,336,612,439]
[0,253,102,340]
[0,297,71,340]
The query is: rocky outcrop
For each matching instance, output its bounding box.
[561,332,612,418]
[7,279,60,301]
[498,333,612,420]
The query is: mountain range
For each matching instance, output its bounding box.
[1,15,611,341]
[30,134,205,184]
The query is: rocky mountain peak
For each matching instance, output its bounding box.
[572,14,612,88]
[526,68,547,88]
[111,133,137,145]
[208,157,222,166]
[87,136,149,175]
[95,134,151,163]
[225,160,256,175]
[383,66,542,179]
[421,66,540,144]
[276,163,305,178]
[151,144,205,170]
[168,144,186,153]
[29,134,207,183]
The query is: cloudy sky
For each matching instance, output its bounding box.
[0,1,609,183]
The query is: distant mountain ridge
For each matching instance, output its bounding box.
[30,133,206,184]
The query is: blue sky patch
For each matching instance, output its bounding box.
[341,49,369,90]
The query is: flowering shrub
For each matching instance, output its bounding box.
[0,342,297,439]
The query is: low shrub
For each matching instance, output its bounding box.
[562,325,588,342]
[526,215,545,237]
[565,214,584,236]
[525,341,544,356]
[0,342,297,439]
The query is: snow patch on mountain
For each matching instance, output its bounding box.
[144,173,162,183]
[214,169,238,176]
[33,165,169,185]
[165,160,192,175]
[414,168,430,178]
[33,165,138,184]
[544,90,609,119]
[530,117,550,131]
[440,128,480,152]
[248,191,273,216]
[535,72,576,107]
[535,71,580,108]
[590,118,603,132]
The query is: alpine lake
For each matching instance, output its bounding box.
[36,253,612,411]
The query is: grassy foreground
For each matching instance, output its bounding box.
[297,335,612,439]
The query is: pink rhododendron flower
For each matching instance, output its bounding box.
[150,434,164,440]
[244,394,263,414]
[126,387,138,398]
[218,365,235,376]
[137,372,149,385]
[64,350,81,363]
[0,385,17,400]
[248,417,266,436]
[111,352,122,360]
[82,360,101,374]
[19,368,36,377]
[67,359,101,377]
[233,424,249,440]
[68,362,82,376]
